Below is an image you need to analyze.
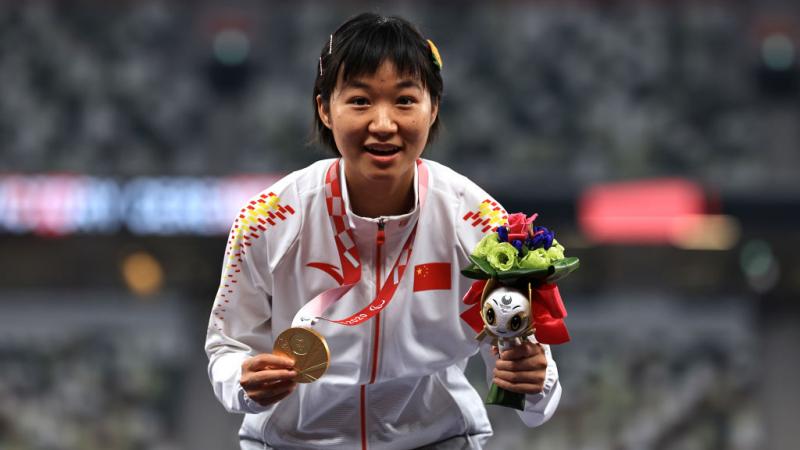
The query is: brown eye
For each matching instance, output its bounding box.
[485,306,496,326]
[397,96,415,105]
[510,314,522,331]
[349,97,369,106]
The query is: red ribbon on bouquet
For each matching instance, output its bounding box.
[460,279,570,345]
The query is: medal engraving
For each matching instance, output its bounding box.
[273,327,330,383]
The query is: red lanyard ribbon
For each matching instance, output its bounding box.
[292,159,429,327]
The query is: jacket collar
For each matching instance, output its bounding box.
[339,160,420,234]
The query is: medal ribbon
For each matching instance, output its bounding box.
[292,159,429,327]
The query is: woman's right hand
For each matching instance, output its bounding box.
[240,353,298,406]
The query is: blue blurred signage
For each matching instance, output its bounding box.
[0,174,282,236]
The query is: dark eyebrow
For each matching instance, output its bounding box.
[344,80,370,90]
[395,79,423,90]
[343,79,423,91]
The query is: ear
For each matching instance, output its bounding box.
[429,99,439,127]
[316,94,332,129]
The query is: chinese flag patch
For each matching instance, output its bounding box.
[413,262,452,292]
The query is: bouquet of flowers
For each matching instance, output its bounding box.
[460,212,579,410]
[461,213,579,283]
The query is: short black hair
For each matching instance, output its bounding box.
[313,13,444,155]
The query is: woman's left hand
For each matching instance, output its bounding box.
[492,341,548,395]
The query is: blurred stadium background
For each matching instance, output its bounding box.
[1,1,798,449]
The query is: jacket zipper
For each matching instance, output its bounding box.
[361,218,386,450]
[370,218,385,384]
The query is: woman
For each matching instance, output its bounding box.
[205,13,561,449]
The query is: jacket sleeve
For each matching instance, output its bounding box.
[204,181,302,414]
[454,175,562,427]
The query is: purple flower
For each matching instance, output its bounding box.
[511,239,524,257]
[525,237,535,249]
[543,232,554,249]
[496,226,508,242]
[530,226,555,250]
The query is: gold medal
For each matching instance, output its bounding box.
[273,327,330,383]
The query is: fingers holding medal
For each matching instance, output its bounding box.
[240,328,330,406]
[240,353,299,407]
[273,327,330,384]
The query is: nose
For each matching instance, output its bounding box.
[368,105,398,137]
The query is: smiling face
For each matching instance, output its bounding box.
[482,286,531,338]
[316,60,439,189]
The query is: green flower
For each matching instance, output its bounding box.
[472,233,500,259]
[519,248,549,269]
[546,241,565,262]
[486,242,518,271]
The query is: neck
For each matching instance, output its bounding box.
[344,166,416,218]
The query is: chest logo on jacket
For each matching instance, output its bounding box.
[306,261,345,286]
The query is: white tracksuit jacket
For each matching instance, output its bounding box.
[205,158,561,449]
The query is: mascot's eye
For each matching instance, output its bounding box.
[485,307,496,326]
[510,314,522,331]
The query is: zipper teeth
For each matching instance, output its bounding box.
[369,219,385,384]
[362,219,386,450]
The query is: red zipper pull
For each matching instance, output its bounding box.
[376,219,386,245]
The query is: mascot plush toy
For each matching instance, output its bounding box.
[477,282,533,353]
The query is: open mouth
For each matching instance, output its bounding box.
[364,145,401,156]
